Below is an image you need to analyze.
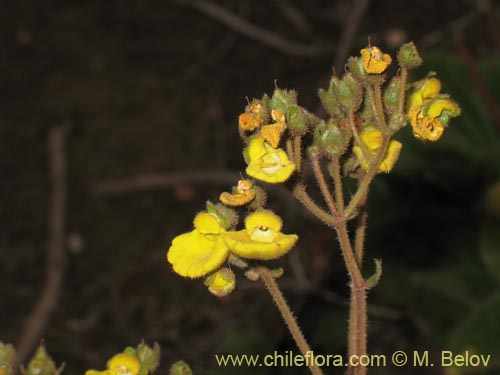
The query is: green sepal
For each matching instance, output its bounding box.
[397,41,423,70]
[228,253,249,269]
[287,105,308,136]
[271,267,284,278]
[383,76,401,114]
[247,185,267,210]
[366,259,383,289]
[206,201,239,230]
[331,73,363,112]
[313,119,351,157]
[137,341,160,375]
[21,345,64,375]
[0,342,15,375]
[347,56,367,80]
[270,88,297,112]
[169,360,193,375]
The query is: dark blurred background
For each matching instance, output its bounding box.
[1,0,499,374]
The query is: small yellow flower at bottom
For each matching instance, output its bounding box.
[223,210,298,260]
[167,212,230,278]
[204,267,236,297]
[85,354,140,375]
[245,137,295,183]
[220,179,256,206]
[360,46,392,74]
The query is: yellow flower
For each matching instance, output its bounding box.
[245,137,295,183]
[167,212,230,278]
[222,210,298,260]
[260,109,287,147]
[239,112,261,131]
[408,77,441,109]
[360,46,392,74]
[85,354,140,375]
[220,179,256,206]
[353,127,402,173]
[409,98,460,142]
[204,267,236,297]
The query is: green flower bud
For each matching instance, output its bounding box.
[287,105,307,136]
[318,88,337,115]
[136,341,160,375]
[22,345,64,375]
[331,73,363,112]
[383,76,401,114]
[397,41,422,70]
[169,361,193,375]
[388,112,406,131]
[270,88,297,112]
[313,119,350,157]
[0,342,15,375]
[347,56,367,80]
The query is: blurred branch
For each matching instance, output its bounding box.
[92,170,240,194]
[15,127,67,369]
[454,30,500,129]
[270,0,313,37]
[175,0,332,57]
[334,0,370,73]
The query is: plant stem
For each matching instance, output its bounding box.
[354,194,368,266]
[286,138,295,162]
[331,157,345,214]
[397,67,408,116]
[309,151,338,217]
[294,135,303,172]
[292,184,343,228]
[344,136,390,219]
[257,266,324,375]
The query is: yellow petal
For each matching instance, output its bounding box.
[408,91,423,109]
[246,137,267,162]
[360,46,392,74]
[260,124,283,148]
[167,230,229,278]
[193,212,221,234]
[360,128,383,152]
[223,231,298,260]
[85,371,108,375]
[236,179,253,192]
[378,140,402,172]
[246,146,295,184]
[108,354,140,375]
[239,112,261,131]
[427,99,459,119]
[353,145,369,171]
[219,190,255,206]
[421,77,441,99]
[245,210,282,232]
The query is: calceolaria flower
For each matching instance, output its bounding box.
[353,127,402,173]
[220,179,256,207]
[167,212,230,278]
[245,137,295,183]
[260,109,287,148]
[85,353,140,375]
[407,76,460,141]
[204,267,236,297]
[360,46,392,74]
[223,210,298,260]
[238,102,266,131]
[409,98,460,141]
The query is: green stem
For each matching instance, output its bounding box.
[373,83,388,131]
[257,267,324,375]
[354,195,368,266]
[331,157,345,214]
[309,151,338,217]
[294,136,303,172]
[286,138,295,163]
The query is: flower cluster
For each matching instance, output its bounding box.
[166,41,460,296]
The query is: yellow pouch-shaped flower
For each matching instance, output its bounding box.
[167,213,230,278]
[220,179,256,207]
[245,138,295,183]
[360,46,392,74]
[353,127,402,173]
[85,353,140,375]
[223,210,298,260]
[408,77,442,109]
[409,98,460,142]
[204,267,236,297]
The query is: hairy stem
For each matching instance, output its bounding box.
[257,266,324,375]
[309,151,338,217]
[331,157,345,214]
[397,67,408,116]
[292,184,343,228]
[354,194,368,266]
[294,135,303,172]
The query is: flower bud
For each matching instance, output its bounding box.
[287,105,308,136]
[331,73,363,112]
[313,119,351,157]
[204,268,236,297]
[247,184,267,210]
[206,201,239,230]
[383,76,401,114]
[397,41,422,70]
[0,343,15,375]
[22,345,64,375]
[270,88,297,112]
[347,56,367,80]
[136,341,160,375]
[169,361,193,375]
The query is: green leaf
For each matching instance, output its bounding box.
[478,218,500,284]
